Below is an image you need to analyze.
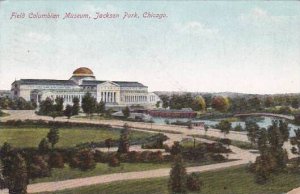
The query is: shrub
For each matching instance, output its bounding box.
[170,141,182,156]
[29,155,50,179]
[49,152,64,168]
[69,149,96,171]
[211,154,226,162]
[127,151,141,163]
[108,156,120,167]
[186,173,202,192]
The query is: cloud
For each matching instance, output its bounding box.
[175,21,218,38]
[240,7,285,25]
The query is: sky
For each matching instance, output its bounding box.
[0,1,299,94]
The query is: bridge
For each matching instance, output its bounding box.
[234,112,294,121]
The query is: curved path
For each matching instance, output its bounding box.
[234,112,294,120]
[0,110,295,193]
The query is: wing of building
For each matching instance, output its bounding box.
[11,67,161,109]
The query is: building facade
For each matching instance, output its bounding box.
[11,67,160,108]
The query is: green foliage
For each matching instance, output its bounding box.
[291,98,299,109]
[0,97,35,110]
[191,96,206,111]
[96,101,106,115]
[264,96,274,108]
[64,105,73,119]
[38,138,50,154]
[70,149,96,171]
[186,173,202,192]
[245,121,260,145]
[170,141,182,156]
[211,96,230,112]
[49,152,64,168]
[5,153,28,194]
[72,97,80,116]
[47,127,59,149]
[81,92,97,117]
[29,155,50,179]
[217,120,231,136]
[118,124,130,153]
[168,155,187,194]
[55,97,64,112]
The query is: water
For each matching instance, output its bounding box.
[151,116,300,137]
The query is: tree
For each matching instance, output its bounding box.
[217,120,231,137]
[264,96,274,108]
[105,138,113,151]
[38,97,54,115]
[291,128,300,167]
[96,101,105,115]
[64,105,73,119]
[72,97,80,116]
[81,92,96,118]
[122,106,130,118]
[211,96,230,112]
[159,95,170,108]
[54,97,64,112]
[248,96,261,111]
[170,141,182,156]
[47,127,59,149]
[169,155,187,194]
[291,98,299,109]
[38,138,50,154]
[191,96,206,111]
[118,124,130,153]
[5,153,28,194]
[246,121,260,146]
[253,128,276,184]
[267,121,288,169]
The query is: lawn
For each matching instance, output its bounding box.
[41,165,300,194]
[31,162,170,184]
[0,127,152,148]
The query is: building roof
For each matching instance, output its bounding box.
[81,80,106,86]
[18,79,77,86]
[112,81,146,87]
[72,67,94,77]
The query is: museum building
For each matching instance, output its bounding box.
[11,67,160,108]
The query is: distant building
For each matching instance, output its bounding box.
[11,67,161,108]
[0,90,11,98]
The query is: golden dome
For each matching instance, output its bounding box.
[72,67,94,77]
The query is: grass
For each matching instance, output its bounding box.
[41,165,300,194]
[31,162,170,184]
[0,126,152,148]
[189,134,257,150]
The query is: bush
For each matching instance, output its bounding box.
[186,173,202,192]
[69,149,96,171]
[211,154,226,162]
[127,151,141,163]
[108,156,120,167]
[49,152,64,168]
[29,155,50,179]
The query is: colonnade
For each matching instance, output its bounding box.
[124,95,147,103]
[101,91,117,103]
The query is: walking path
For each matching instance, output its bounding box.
[0,110,295,193]
[234,112,295,121]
